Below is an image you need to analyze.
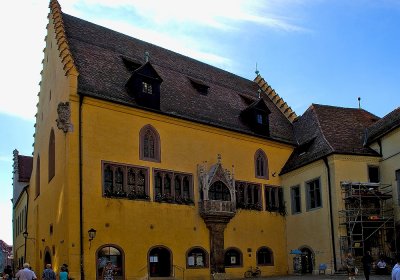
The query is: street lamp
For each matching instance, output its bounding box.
[88,228,96,248]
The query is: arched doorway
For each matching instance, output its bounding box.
[44,248,52,268]
[300,247,314,273]
[149,246,172,277]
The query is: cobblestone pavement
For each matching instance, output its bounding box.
[249,274,391,280]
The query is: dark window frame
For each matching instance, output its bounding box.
[96,244,125,280]
[290,185,301,214]
[186,246,209,269]
[139,125,161,162]
[235,180,262,210]
[254,149,269,179]
[265,185,285,215]
[305,178,322,211]
[256,247,274,266]
[224,247,243,268]
[209,181,231,201]
[102,161,150,200]
[153,168,194,204]
[368,165,380,183]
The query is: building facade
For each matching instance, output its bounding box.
[16,1,400,279]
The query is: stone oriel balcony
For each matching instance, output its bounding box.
[199,200,236,223]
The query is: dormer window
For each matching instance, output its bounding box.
[240,99,271,136]
[188,77,209,95]
[142,81,152,94]
[125,62,163,110]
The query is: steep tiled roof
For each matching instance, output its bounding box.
[281,104,380,174]
[366,107,400,144]
[60,13,295,144]
[18,155,33,182]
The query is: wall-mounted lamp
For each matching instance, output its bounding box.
[23,231,28,261]
[88,228,97,248]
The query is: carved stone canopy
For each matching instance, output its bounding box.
[198,154,235,203]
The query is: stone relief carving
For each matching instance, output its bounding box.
[56,102,73,133]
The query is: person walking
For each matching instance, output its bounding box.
[42,264,56,280]
[15,263,37,280]
[345,253,357,280]
[59,265,69,280]
[392,254,400,280]
[361,251,373,280]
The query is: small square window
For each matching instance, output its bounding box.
[142,81,152,94]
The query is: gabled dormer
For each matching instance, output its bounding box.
[125,62,163,110]
[240,98,271,136]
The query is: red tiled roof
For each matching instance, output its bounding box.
[366,107,400,144]
[18,155,33,182]
[281,104,380,174]
[60,13,295,145]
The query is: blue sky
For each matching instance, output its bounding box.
[1,0,399,245]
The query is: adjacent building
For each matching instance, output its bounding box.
[11,150,33,269]
[15,1,399,279]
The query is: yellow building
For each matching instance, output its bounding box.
[22,1,298,279]
[17,1,400,279]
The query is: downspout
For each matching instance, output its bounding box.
[79,95,84,280]
[323,157,337,272]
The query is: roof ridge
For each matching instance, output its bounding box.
[254,74,297,123]
[49,0,78,76]
[311,105,335,153]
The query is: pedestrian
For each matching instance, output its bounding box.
[392,254,400,280]
[101,261,115,280]
[345,253,357,280]
[361,251,373,280]
[377,256,388,274]
[42,264,56,280]
[59,265,69,280]
[15,263,37,280]
[3,265,12,280]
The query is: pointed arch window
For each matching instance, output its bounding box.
[35,155,41,198]
[254,149,269,179]
[209,181,231,201]
[48,129,55,182]
[139,125,161,162]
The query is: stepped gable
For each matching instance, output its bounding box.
[60,13,295,144]
[365,107,400,144]
[254,75,297,123]
[281,104,380,174]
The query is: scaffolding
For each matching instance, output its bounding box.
[339,181,397,260]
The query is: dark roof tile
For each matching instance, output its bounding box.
[366,107,400,144]
[62,13,295,144]
[281,104,380,174]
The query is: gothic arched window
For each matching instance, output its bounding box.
[209,181,231,201]
[255,149,269,179]
[139,125,161,162]
[48,129,55,182]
